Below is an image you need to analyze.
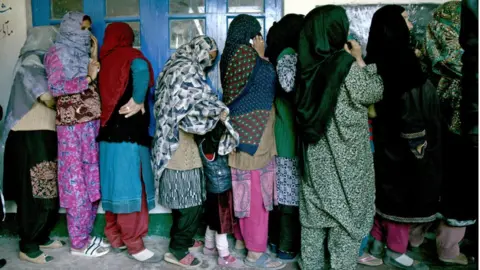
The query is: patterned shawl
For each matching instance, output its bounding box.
[2,26,58,148]
[424,1,463,134]
[220,15,276,155]
[152,36,239,181]
[220,14,261,85]
[52,11,90,80]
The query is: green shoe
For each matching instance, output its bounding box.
[369,239,385,258]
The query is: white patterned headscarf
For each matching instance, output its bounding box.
[152,36,239,182]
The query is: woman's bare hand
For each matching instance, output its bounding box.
[119,98,145,118]
[88,60,100,80]
[252,35,265,58]
[220,110,229,122]
[344,40,362,60]
[345,40,366,67]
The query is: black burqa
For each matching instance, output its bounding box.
[366,5,442,222]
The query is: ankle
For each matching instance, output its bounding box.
[235,240,245,250]
[247,251,262,260]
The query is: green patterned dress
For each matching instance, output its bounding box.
[300,63,383,270]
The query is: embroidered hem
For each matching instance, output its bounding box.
[376,209,437,223]
[102,197,155,214]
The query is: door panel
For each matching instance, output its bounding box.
[32,0,283,135]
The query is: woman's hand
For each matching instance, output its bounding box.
[252,35,265,58]
[345,40,366,67]
[220,110,229,122]
[90,35,99,61]
[415,49,422,58]
[39,92,56,109]
[119,98,146,118]
[88,60,100,81]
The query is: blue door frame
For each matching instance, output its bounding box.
[31,0,283,134]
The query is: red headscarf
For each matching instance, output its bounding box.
[98,22,154,126]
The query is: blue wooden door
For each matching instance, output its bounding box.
[31,0,283,135]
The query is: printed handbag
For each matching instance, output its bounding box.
[56,84,101,126]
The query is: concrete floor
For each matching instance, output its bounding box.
[0,236,476,270]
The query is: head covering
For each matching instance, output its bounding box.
[2,26,58,147]
[152,36,238,182]
[220,15,277,155]
[424,1,462,134]
[366,5,426,95]
[265,14,305,67]
[98,22,154,126]
[220,14,261,84]
[295,5,355,144]
[366,5,426,132]
[53,11,90,80]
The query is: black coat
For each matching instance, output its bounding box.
[373,80,442,223]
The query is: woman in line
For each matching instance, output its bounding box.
[153,36,238,268]
[265,13,304,261]
[97,22,161,263]
[2,26,62,264]
[44,12,109,257]
[296,5,383,270]
[364,5,442,269]
[418,1,474,265]
[220,14,284,270]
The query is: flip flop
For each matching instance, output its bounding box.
[439,253,468,265]
[164,252,202,268]
[39,239,66,249]
[244,253,286,269]
[19,252,53,264]
[358,252,383,266]
[188,240,204,253]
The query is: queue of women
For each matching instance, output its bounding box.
[0,1,477,269]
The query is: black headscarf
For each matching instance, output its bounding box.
[366,5,426,99]
[220,14,261,85]
[295,5,355,144]
[365,5,426,137]
[265,14,305,68]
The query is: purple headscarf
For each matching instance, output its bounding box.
[53,11,90,79]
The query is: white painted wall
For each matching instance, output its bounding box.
[0,0,28,187]
[284,0,447,15]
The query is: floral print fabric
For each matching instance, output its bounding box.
[30,161,58,199]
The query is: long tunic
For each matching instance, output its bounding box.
[98,59,156,213]
[300,63,383,240]
[44,46,101,208]
[274,48,301,206]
